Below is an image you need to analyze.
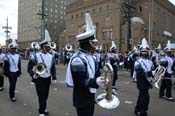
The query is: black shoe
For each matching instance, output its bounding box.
[134,111,140,115]
[166,97,174,102]
[140,112,148,116]
[44,110,49,115]
[159,95,166,99]
[0,87,4,91]
[11,97,16,102]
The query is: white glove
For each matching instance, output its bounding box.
[96,76,105,88]
[152,71,155,75]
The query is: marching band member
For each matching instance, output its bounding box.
[27,30,57,116]
[28,42,40,85]
[94,46,102,69]
[64,44,73,65]
[49,42,58,83]
[0,44,6,91]
[66,13,105,116]
[128,46,140,80]
[106,41,119,92]
[4,39,21,102]
[159,40,174,101]
[151,44,161,69]
[133,38,154,116]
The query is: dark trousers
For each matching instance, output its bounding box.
[135,89,149,116]
[159,79,172,98]
[130,67,134,78]
[8,73,18,98]
[0,75,4,87]
[112,67,118,87]
[98,61,102,69]
[76,104,94,116]
[35,77,51,114]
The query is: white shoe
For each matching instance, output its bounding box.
[39,114,45,116]
[112,89,118,95]
[30,82,35,85]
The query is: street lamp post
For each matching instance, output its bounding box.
[37,0,46,41]
[127,0,132,51]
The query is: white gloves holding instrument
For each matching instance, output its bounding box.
[96,76,105,88]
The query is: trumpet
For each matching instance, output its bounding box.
[32,63,47,79]
[96,63,120,109]
[152,65,166,89]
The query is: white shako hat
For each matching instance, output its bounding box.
[8,39,18,49]
[110,41,117,51]
[139,38,149,52]
[155,44,161,50]
[164,40,172,51]
[133,46,138,51]
[39,29,51,46]
[76,13,97,42]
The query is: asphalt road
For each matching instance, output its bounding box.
[0,60,175,116]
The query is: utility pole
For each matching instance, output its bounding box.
[37,0,47,41]
[127,0,132,51]
[122,0,135,52]
[2,16,12,45]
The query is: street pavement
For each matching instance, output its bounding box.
[0,60,175,116]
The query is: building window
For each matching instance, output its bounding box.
[71,15,73,19]
[102,28,113,39]
[50,8,53,12]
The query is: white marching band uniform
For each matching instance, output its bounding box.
[0,45,6,90]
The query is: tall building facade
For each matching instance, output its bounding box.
[132,0,175,49]
[65,0,175,53]
[18,0,76,49]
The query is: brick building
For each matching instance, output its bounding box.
[65,0,175,53]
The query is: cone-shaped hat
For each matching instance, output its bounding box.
[40,29,52,45]
[110,41,117,51]
[139,38,149,51]
[76,13,96,41]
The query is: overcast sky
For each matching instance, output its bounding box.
[0,0,174,45]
